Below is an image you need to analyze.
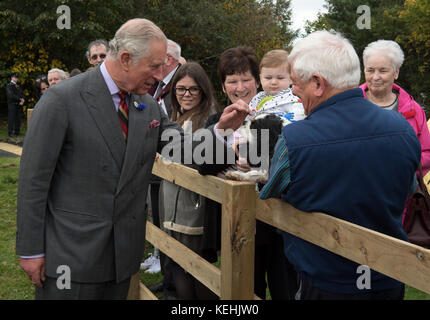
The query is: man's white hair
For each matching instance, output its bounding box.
[167,39,181,61]
[288,30,361,89]
[48,68,67,80]
[108,18,167,65]
[363,40,404,72]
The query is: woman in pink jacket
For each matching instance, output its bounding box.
[360,40,430,174]
[360,40,430,224]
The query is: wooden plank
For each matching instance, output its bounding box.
[127,272,141,300]
[256,196,430,294]
[221,183,256,300]
[0,143,22,156]
[146,221,221,297]
[139,283,158,300]
[152,157,225,203]
[27,108,33,128]
[424,170,430,194]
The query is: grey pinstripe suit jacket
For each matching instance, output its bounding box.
[16,67,187,283]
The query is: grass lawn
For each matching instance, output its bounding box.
[0,157,34,299]
[0,147,429,300]
[0,117,27,140]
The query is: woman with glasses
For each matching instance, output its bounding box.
[158,61,219,300]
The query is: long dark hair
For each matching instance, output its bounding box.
[170,61,219,131]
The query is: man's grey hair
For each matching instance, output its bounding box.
[167,39,181,61]
[85,39,109,58]
[48,68,67,80]
[288,30,361,89]
[108,18,167,65]
[363,40,404,73]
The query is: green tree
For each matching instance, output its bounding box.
[396,0,430,109]
[137,0,296,104]
[0,0,296,111]
[0,0,138,109]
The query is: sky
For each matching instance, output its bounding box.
[290,0,328,34]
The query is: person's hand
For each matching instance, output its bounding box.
[217,100,251,132]
[19,257,46,288]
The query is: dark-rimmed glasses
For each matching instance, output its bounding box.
[174,86,201,96]
[91,54,106,61]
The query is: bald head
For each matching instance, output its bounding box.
[179,56,187,65]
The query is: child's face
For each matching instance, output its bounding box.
[260,65,292,95]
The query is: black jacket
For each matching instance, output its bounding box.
[6,82,24,106]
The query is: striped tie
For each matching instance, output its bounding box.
[118,91,129,140]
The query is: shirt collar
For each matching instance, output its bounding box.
[162,65,179,86]
[100,61,121,96]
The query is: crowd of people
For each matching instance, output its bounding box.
[11,17,429,301]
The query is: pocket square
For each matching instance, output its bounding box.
[148,120,160,130]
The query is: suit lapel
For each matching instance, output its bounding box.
[83,68,126,171]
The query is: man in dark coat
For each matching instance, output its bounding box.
[6,73,25,137]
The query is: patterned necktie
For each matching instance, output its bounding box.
[118,91,129,140]
[154,81,165,99]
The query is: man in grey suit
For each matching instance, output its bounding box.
[16,18,249,300]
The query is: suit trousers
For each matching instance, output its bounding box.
[8,104,21,135]
[35,276,131,300]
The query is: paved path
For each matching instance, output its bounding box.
[0,142,22,158]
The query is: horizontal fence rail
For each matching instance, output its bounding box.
[129,158,430,299]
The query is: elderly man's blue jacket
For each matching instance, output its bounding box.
[281,88,421,294]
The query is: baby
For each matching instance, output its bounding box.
[248,49,305,122]
[227,50,305,182]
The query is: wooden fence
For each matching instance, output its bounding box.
[127,158,430,300]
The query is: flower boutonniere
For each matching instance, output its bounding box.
[134,101,146,111]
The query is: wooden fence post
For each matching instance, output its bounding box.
[220,182,256,299]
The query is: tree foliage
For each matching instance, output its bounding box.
[395,0,430,107]
[304,0,430,111]
[137,0,296,104]
[0,0,138,109]
[0,0,295,110]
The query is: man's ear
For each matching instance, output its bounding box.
[222,83,226,94]
[312,74,326,97]
[119,51,132,71]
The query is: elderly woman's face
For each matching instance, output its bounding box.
[222,71,259,105]
[364,54,399,96]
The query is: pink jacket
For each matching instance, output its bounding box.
[360,83,430,175]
